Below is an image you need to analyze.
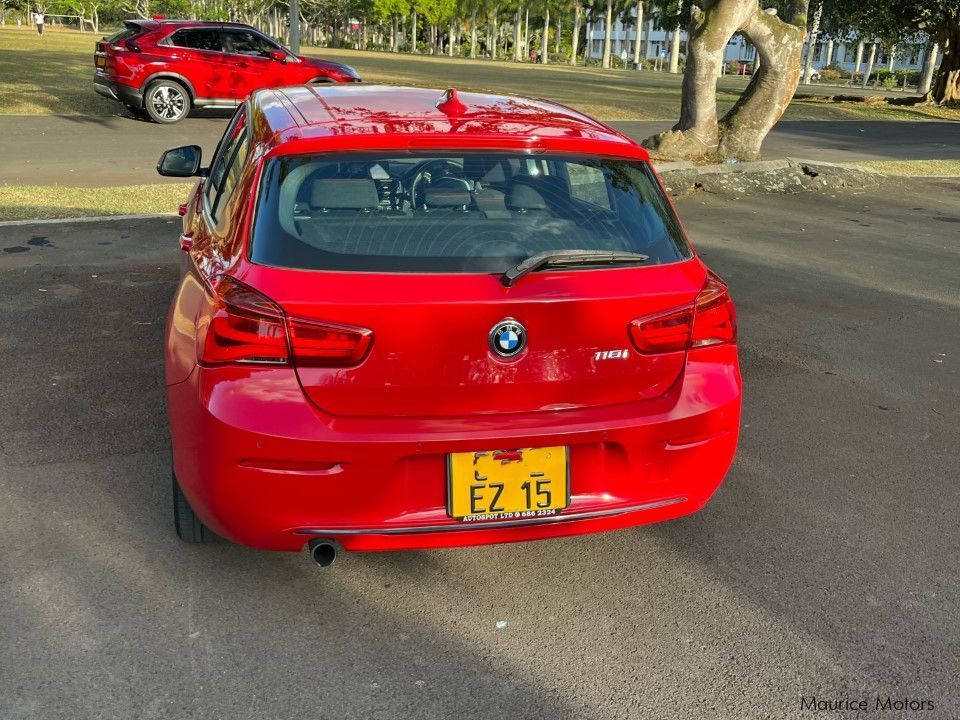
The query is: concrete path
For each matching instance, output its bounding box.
[1,114,958,186]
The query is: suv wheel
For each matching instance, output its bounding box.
[145,79,191,123]
[172,469,216,543]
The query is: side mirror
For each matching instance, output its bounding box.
[157,145,203,177]
[269,50,287,64]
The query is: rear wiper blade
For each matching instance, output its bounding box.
[501,249,649,287]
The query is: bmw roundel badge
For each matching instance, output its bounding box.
[489,319,526,358]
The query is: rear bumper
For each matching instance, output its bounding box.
[93,76,142,107]
[167,345,741,552]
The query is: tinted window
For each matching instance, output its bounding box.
[221,29,278,57]
[169,29,222,52]
[104,24,142,44]
[250,153,691,273]
[205,109,249,223]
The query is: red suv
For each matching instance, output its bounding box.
[94,19,360,123]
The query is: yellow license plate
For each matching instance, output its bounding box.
[447,446,569,522]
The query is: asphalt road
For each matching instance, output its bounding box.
[2,114,959,186]
[1,178,959,719]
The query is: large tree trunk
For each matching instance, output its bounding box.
[801,1,821,84]
[930,18,960,104]
[601,0,612,68]
[824,37,832,66]
[919,42,938,96]
[632,1,643,66]
[570,3,581,65]
[887,44,896,72]
[410,10,416,53]
[644,0,808,161]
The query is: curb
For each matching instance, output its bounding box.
[653,157,882,197]
[0,212,177,228]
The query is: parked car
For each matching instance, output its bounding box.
[157,85,742,564]
[94,19,360,123]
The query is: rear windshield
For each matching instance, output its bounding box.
[250,153,691,273]
[104,24,143,44]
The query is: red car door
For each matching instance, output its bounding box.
[218,28,287,98]
[165,27,231,101]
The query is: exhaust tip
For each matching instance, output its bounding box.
[308,538,338,567]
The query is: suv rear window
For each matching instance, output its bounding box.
[104,24,143,44]
[168,29,222,52]
[250,153,692,273]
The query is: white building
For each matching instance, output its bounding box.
[585,10,931,72]
[585,13,756,65]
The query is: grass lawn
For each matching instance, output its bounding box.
[0,183,191,221]
[2,26,958,122]
[861,159,960,177]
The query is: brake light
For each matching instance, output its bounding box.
[196,276,372,367]
[198,276,288,365]
[629,271,736,353]
[287,317,372,367]
[690,271,737,347]
[628,306,693,353]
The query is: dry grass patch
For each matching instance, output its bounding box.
[0,183,192,220]
[860,160,960,177]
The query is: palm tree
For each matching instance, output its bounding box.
[601,0,612,68]
[631,0,643,66]
[569,0,582,64]
[540,0,550,64]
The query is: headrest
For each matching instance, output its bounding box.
[506,183,548,211]
[424,187,472,208]
[463,157,509,183]
[310,179,380,210]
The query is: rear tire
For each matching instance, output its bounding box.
[144,79,191,124]
[172,469,216,543]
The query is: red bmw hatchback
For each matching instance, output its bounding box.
[159,85,741,564]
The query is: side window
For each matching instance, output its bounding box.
[567,163,611,210]
[221,30,277,57]
[204,108,249,224]
[169,29,222,52]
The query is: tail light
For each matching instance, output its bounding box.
[629,271,736,354]
[196,276,372,367]
[287,318,372,367]
[690,271,737,347]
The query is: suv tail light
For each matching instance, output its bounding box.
[197,276,372,367]
[629,271,736,353]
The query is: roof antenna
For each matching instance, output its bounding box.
[436,88,467,117]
